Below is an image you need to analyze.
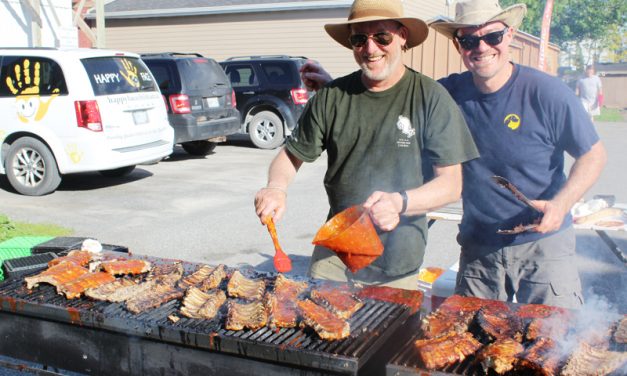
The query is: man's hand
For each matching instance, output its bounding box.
[363,191,403,231]
[254,187,287,224]
[300,60,333,92]
[531,199,570,233]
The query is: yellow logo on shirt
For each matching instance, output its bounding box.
[504,114,521,130]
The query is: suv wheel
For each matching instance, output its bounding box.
[249,111,284,149]
[181,140,217,156]
[99,166,136,177]
[5,137,62,196]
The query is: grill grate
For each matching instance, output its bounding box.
[0,258,414,375]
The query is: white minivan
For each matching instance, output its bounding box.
[0,48,174,196]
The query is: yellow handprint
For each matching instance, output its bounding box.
[5,59,60,123]
[120,58,140,88]
[65,143,84,164]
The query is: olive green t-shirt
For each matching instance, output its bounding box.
[287,68,478,276]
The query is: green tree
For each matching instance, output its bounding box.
[501,0,626,64]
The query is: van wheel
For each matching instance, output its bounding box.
[249,111,284,149]
[99,166,136,177]
[181,141,217,156]
[5,137,61,196]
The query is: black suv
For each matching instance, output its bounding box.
[220,56,313,149]
[141,53,240,155]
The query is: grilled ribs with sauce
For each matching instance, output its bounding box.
[515,337,563,376]
[310,285,363,319]
[100,259,151,275]
[125,282,184,314]
[57,271,115,299]
[560,341,627,376]
[297,299,350,340]
[473,306,524,342]
[227,270,266,300]
[146,262,184,285]
[85,278,148,302]
[266,275,308,328]
[414,331,482,370]
[180,287,226,320]
[178,264,227,291]
[48,250,93,267]
[225,300,268,331]
[25,261,89,290]
[476,338,524,375]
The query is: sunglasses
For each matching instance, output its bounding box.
[455,27,509,50]
[348,31,395,48]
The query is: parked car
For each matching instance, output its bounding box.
[0,47,174,196]
[220,55,313,149]
[141,52,240,155]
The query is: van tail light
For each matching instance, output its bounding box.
[169,94,191,114]
[290,88,309,105]
[230,89,237,108]
[74,100,103,132]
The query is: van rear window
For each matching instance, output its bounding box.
[0,56,68,97]
[81,57,157,96]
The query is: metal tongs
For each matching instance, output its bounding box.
[492,176,543,234]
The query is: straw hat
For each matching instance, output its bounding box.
[324,0,429,50]
[430,0,527,40]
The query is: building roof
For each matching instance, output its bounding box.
[86,0,352,19]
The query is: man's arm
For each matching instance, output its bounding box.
[532,141,607,233]
[254,147,304,222]
[363,163,462,231]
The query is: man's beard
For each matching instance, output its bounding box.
[359,51,401,82]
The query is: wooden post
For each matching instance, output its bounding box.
[538,0,554,71]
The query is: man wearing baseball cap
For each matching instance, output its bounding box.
[302,0,606,308]
[255,0,479,288]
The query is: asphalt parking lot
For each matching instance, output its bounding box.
[1,123,626,312]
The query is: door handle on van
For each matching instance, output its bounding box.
[243,91,255,94]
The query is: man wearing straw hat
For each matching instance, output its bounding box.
[254,0,479,289]
[302,0,606,308]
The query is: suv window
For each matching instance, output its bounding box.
[0,56,68,97]
[224,65,256,87]
[81,57,157,96]
[261,62,296,85]
[177,58,229,90]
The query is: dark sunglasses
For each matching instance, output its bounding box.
[348,31,395,48]
[455,27,509,50]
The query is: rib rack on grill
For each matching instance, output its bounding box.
[273,274,308,298]
[614,315,627,344]
[515,303,570,319]
[297,299,350,341]
[180,287,226,320]
[199,264,227,291]
[356,285,423,314]
[515,337,563,376]
[227,270,266,300]
[310,285,364,319]
[57,271,116,299]
[225,300,268,331]
[178,264,227,291]
[100,259,151,276]
[473,306,524,342]
[560,341,627,376]
[414,331,482,370]
[84,278,146,302]
[265,275,308,328]
[125,282,184,314]
[48,250,93,267]
[147,262,184,285]
[526,316,570,342]
[24,261,89,290]
[476,337,524,375]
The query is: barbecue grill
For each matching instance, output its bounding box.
[0,255,420,376]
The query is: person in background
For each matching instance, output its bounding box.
[254,0,479,289]
[576,65,603,121]
[301,0,607,308]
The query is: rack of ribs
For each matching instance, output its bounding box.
[414,331,482,370]
[48,250,93,267]
[180,287,226,320]
[525,316,570,342]
[473,306,524,342]
[57,271,116,299]
[310,285,364,319]
[146,262,184,285]
[25,261,89,290]
[125,282,184,314]
[297,299,350,340]
[198,264,227,291]
[356,285,423,314]
[560,341,627,376]
[614,315,627,344]
[85,278,149,302]
[178,264,227,291]
[515,337,563,376]
[227,270,266,300]
[515,303,570,320]
[476,338,524,375]
[265,275,308,328]
[225,300,268,331]
[100,259,151,276]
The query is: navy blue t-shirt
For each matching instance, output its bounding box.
[439,64,599,247]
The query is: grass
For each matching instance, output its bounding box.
[0,214,72,243]
[595,108,624,122]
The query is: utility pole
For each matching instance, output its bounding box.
[538,0,554,72]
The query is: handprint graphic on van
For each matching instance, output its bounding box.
[6,58,60,123]
[120,58,140,88]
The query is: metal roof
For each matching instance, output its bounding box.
[86,0,352,19]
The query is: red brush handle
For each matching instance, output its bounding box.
[263,216,292,273]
